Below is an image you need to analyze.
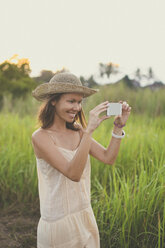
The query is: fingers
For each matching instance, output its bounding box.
[121,101,131,112]
[96,106,109,115]
[91,100,131,120]
[94,101,109,112]
[91,101,109,116]
[128,107,132,112]
[122,101,127,108]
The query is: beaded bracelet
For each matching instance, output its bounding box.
[113,121,126,128]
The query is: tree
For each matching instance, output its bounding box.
[99,62,119,79]
[34,67,69,83]
[134,67,156,85]
[148,67,154,80]
[135,68,142,81]
[54,67,69,75]
[80,75,98,88]
[0,55,38,100]
[34,70,55,83]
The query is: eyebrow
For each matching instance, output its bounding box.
[69,98,83,101]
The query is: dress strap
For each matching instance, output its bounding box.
[43,130,56,145]
[42,128,82,148]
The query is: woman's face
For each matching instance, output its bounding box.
[52,93,83,123]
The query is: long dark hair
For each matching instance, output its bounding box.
[37,93,87,131]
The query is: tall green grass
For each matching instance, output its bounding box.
[0,111,165,247]
[90,115,165,247]
[0,113,38,205]
[0,85,165,247]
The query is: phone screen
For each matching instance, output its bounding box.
[107,103,122,116]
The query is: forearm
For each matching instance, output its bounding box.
[105,126,123,164]
[68,131,92,181]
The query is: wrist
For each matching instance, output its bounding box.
[112,130,125,139]
[113,126,123,136]
[113,121,126,128]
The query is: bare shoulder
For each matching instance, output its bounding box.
[31,128,49,146]
[31,128,77,181]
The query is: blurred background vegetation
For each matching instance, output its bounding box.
[0,55,165,247]
[0,54,165,118]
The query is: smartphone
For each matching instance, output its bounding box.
[107,103,122,116]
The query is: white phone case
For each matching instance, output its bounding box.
[107,103,122,116]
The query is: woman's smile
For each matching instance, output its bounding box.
[67,112,77,118]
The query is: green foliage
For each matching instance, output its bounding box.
[0,61,30,80]
[0,60,39,109]
[0,112,165,247]
[90,115,165,247]
[1,79,165,119]
[33,69,55,83]
[1,93,40,117]
[85,81,165,117]
[0,81,165,247]
[99,62,119,78]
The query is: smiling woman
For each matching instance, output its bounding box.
[37,93,87,131]
[31,72,131,248]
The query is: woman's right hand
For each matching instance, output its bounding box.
[85,101,110,134]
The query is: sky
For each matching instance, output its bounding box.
[0,0,165,85]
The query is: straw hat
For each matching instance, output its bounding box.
[32,72,99,101]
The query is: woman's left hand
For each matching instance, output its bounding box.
[114,101,131,126]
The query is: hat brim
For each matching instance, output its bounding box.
[32,82,99,101]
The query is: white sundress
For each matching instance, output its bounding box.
[35,131,100,248]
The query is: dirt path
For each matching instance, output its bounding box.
[0,203,40,248]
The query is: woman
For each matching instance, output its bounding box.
[31,72,131,248]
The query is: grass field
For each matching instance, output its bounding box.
[0,87,165,247]
[0,85,165,248]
